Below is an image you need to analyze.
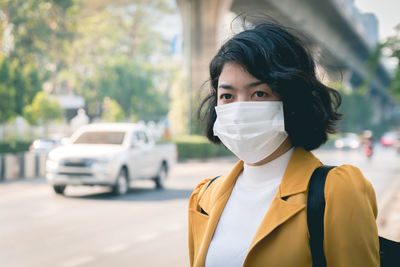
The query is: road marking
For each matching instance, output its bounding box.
[102,243,129,254]
[60,256,95,267]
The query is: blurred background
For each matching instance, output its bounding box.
[0,0,399,266]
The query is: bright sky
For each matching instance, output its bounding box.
[355,0,400,40]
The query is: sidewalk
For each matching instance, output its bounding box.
[377,178,400,241]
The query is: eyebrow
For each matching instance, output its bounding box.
[218,81,265,90]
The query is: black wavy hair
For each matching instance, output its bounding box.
[198,19,342,151]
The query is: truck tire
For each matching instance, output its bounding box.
[53,185,66,195]
[113,168,129,195]
[154,163,168,189]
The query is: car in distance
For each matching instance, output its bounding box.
[380,131,400,147]
[334,133,361,149]
[46,123,177,195]
[30,138,62,154]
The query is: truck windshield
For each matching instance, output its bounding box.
[73,131,125,145]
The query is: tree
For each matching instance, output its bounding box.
[23,62,42,105]
[0,56,15,122]
[0,55,43,119]
[384,24,400,101]
[1,0,179,126]
[0,84,15,123]
[0,0,76,63]
[358,43,384,95]
[101,97,125,122]
[95,58,168,121]
[338,90,373,133]
[24,91,64,133]
[10,61,27,115]
[70,0,175,120]
[0,0,77,95]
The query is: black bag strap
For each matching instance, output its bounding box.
[200,176,220,216]
[307,165,335,267]
[206,176,220,190]
[307,165,400,267]
[379,236,400,267]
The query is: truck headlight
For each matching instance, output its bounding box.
[46,158,60,169]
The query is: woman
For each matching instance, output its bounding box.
[188,20,380,267]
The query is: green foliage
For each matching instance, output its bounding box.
[369,118,391,138]
[338,90,373,133]
[95,58,168,121]
[23,91,64,125]
[101,97,125,122]
[0,56,44,122]
[70,1,175,121]
[0,0,76,65]
[0,84,15,123]
[389,68,400,100]
[0,141,31,154]
[383,24,400,101]
[0,0,77,125]
[0,58,15,122]
[0,0,179,126]
[173,135,233,159]
[23,63,42,105]
[358,43,384,95]
[10,62,26,115]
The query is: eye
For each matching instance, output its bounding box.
[254,91,267,98]
[220,93,233,100]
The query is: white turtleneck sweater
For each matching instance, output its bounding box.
[205,148,294,267]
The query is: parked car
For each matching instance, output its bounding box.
[30,137,63,154]
[46,123,177,195]
[380,131,400,147]
[334,133,361,149]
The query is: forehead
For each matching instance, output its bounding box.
[219,62,259,84]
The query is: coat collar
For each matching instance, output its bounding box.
[198,147,321,212]
[279,146,322,197]
[194,147,322,266]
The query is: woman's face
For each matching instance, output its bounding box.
[217,62,280,105]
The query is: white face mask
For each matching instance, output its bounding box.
[213,101,288,164]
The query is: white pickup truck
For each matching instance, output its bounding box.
[46,123,177,195]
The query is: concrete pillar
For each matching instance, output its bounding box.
[25,152,36,179]
[39,154,47,178]
[5,154,19,180]
[176,0,233,132]
[18,153,25,179]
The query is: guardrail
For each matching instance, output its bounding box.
[0,153,47,182]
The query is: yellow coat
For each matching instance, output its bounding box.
[188,147,380,267]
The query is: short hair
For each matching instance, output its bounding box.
[198,19,342,151]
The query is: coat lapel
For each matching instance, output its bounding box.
[194,160,244,267]
[192,147,321,266]
[244,147,321,262]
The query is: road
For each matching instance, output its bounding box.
[0,147,399,267]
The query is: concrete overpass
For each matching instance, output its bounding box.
[176,0,396,127]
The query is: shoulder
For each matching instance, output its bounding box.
[325,164,374,196]
[189,177,213,203]
[325,164,377,216]
[188,176,222,210]
[323,165,380,265]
